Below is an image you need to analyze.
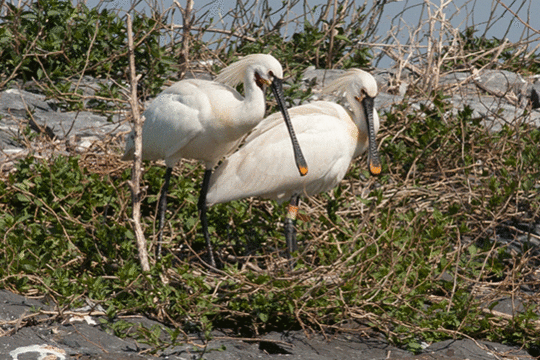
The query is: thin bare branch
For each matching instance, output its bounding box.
[126,13,150,273]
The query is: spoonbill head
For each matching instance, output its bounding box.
[322,68,381,175]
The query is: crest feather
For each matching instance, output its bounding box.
[322,68,377,97]
[215,54,274,88]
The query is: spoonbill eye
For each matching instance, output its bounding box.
[355,89,368,102]
[255,72,266,89]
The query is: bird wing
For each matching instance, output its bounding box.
[138,90,206,166]
[123,80,212,164]
[207,101,358,205]
[123,78,258,168]
[243,100,352,141]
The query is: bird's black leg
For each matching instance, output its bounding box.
[156,167,173,259]
[284,194,300,258]
[198,169,216,268]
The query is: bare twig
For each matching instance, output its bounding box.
[176,0,194,78]
[495,0,540,35]
[126,13,150,273]
[170,24,257,43]
[73,20,100,93]
[326,0,338,69]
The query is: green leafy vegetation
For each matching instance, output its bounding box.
[2,97,540,352]
[0,0,174,105]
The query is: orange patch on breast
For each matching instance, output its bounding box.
[345,119,361,144]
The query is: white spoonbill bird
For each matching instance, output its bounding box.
[123,54,308,267]
[206,68,381,257]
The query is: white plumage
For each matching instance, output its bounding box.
[206,102,352,202]
[206,68,382,256]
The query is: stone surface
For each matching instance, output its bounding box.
[0,86,130,172]
[531,83,540,109]
[302,66,348,88]
[2,67,540,162]
[0,88,128,141]
[438,71,473,87]
[476,69,528,96]
[0,290,535,359]
[301,67,405,112]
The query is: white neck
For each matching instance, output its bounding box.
[240,70,267,126]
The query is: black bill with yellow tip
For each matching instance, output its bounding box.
[271,77,308,177]
[362,96,381,176]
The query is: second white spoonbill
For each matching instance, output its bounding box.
[123,54,308,267]
[206,68,381,257]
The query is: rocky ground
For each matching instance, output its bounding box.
[0,289,535,359]
[1,67,539,359]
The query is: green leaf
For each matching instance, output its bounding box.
[258,313,269,323]
[16,193,30,203]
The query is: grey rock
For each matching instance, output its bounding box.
[67,76,115,108]
[0,289,51,322]
[439,71,473,87]
[0,86,130,170]
[302,67,410,97]
[301,66,346,89]
[32,109,126,140]
[476,69,528,96]
[202,333,410,360]
[376,92,405,113]
[372,68,411,96]
[0,88,54,115]
[0,88,128,141]
[530,83,540,109]
[0,291,147,360]
[490,297,526,316]
[0,290,535,360]
[0,128,20,151]
[4,67,538,165]
[423,339,532,360]
[447,94,540,132]
[0,326,145,360]
[300,67,404,112]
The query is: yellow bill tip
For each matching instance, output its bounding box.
[370,163,382,176]
[299,166,309,177]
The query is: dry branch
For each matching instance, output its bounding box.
[176,0,194,78]
[126,13,150,273]
[170,24,257,43]
[495,0,540,35]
